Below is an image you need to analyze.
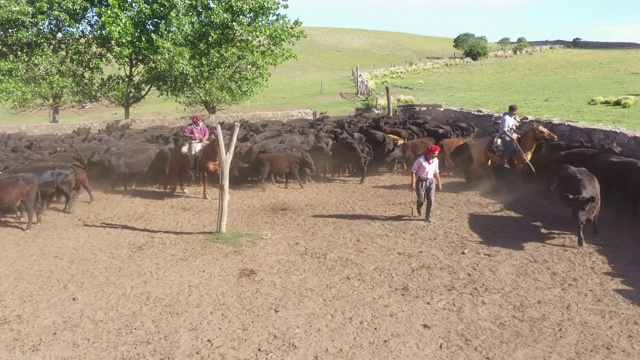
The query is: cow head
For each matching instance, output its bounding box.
[562,193,597,223]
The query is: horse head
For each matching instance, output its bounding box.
[529,123,558,142]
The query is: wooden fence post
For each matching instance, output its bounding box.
[215,123,240,233]
[356,66,361,95]
[385,86,392,116]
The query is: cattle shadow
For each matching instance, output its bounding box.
[107,188,176,200]
[468,213,562,251]
[84,222,210,235]
[0,218,28,231]
[473,180,640,307]
[313,214,416,222]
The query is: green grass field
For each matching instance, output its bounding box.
[2,27,639,130]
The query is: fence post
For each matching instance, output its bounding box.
[385,86,392,116]
[356,66,361,95]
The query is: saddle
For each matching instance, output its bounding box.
[489,135,504,155]
[180,139,210,158]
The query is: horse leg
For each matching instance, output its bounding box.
[202,171,210,199]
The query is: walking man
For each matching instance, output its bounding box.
[410,145,443,223]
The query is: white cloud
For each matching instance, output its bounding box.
[598,25,640,43]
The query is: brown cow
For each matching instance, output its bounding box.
[0,173,41,231]
[550,164,601,247]
[439,137,473,175]
[255,153,316,191]
[386,137,436,169]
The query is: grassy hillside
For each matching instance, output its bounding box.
[2,27,640,130]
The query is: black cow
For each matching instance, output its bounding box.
[88,145,167,190]
[0,173,41,231]
[550,164,601,247]
[1,162,76,213]
[330,138,373,184]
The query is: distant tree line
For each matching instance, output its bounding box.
[0,0,304,122]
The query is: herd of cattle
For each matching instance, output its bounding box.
[1,114,639,246]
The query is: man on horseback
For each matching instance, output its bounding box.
[498,104,520,168]
[183,114,210,169]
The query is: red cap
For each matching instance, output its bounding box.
[192,114,203,123]
[426,145,441,154]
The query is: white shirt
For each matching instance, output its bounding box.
[411,156,439,179]
[499,112,518,135]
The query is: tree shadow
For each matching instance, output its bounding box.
[313,214,416,222]
[83,222,211,235]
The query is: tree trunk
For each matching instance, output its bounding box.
[215,122,240,233]
[204,102,218,114]
[50,106,60,123]
[124,105,130,120]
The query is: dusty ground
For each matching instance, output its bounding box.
[1,171,639,359]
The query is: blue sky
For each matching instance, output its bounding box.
[284,0,640,43]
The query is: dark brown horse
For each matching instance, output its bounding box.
[165,135,220,199]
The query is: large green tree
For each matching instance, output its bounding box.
[94,0,178,119]
[453,32,489,60]
[153,0,304,114]
[0,0,104,123]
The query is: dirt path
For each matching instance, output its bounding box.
[1,172,639,359]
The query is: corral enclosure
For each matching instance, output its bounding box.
[1,109,640,359]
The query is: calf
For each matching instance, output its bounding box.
[1,162,77,213]
[0,173,41,231]
[550,164,601,247]
[255,153,315,191]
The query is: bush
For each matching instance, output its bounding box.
[464,41,490,61]
[588,95,637,108]
[621,100,634,108]
[613,95,638,106]
[588,96,604,105]
[396,95,415,105]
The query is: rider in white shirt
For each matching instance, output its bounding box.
[498,104,519,168]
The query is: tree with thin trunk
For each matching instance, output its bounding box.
[153,0,304,115]
[0,0,104,123]
[95,0,177,120]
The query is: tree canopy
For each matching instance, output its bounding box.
[497,37,511,50]
[453,32,489,60]
[514,37,529,51]
[153,0,304,114]
[0,0,105,123]
[0,0,303,121]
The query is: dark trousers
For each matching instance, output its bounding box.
[500,134,516,162]
[416,178,435,219]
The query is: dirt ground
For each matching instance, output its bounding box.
[1,171,639,359]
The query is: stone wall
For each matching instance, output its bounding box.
[0,109,315,136]
[398,104,640,158]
